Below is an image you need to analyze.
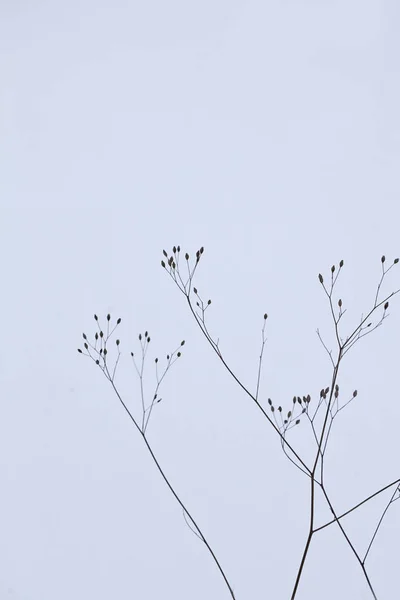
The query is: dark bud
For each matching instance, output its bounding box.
[331,265,335,273]
[318,273,324,284]
[381,255,386,263]
[116,339,120,346]
[77,348,82,353]
[130,352,134,357]
[95,360,99,365]
[394,258,399,264]
[185,253,189,260]
[82,333,87,340]
[338,299,342,307]
[271,406,275,412]
[287,411,292,418]
[177,245,180,252]
[173,246,177,254]
[200,247,204,254]
[302,408,306,413]
[196,250,200,258]
[306,395,311,403]
[145,331,148,337]
[181,340,185,346]
[339,259,344,268]
[167,354,170,360]
[117,318,121,324]
[95,332,99,340]
[94,314,98,321]
[325,387,329,394]
[147,337,150,343]
[172,262,176,269]
[163,249,168,257]
[161,260,166,268]
[193,287,198,294]
[177,352,181,357]
[296,420,300,425]
[268,398,272,405]
[100,331,104,338]
[278,406,282,412]
[293,396,296,404]
[207,299,211,305]
[284,419,288,424]
[264,313,268,320]
[155,358,158,363]
[103,348,108,356]
[84,342,88,349]
[353,390,358,397]
[384,301,389,310]
[107,314,111,321]
[297,397,302,404]
[139,333,142,340]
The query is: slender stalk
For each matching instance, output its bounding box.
[105,371,236,600]
[291,478,315,599]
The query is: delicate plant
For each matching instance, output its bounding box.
[78,314,236,599]
[162,247,400,599]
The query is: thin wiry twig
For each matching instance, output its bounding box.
[78,315,236,600]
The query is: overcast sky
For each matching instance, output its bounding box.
[1,1,400,599]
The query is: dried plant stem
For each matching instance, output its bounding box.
[162,248,400,599]
[105,370,236,600]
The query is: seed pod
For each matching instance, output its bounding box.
[384,301,389,310]
[264,313,268,320]
[318,273,323,284]
[339,259,344,267]
[381,255,386,263]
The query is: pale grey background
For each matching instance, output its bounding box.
[1,1,400,598]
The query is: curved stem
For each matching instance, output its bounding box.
[106,373,236,599]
